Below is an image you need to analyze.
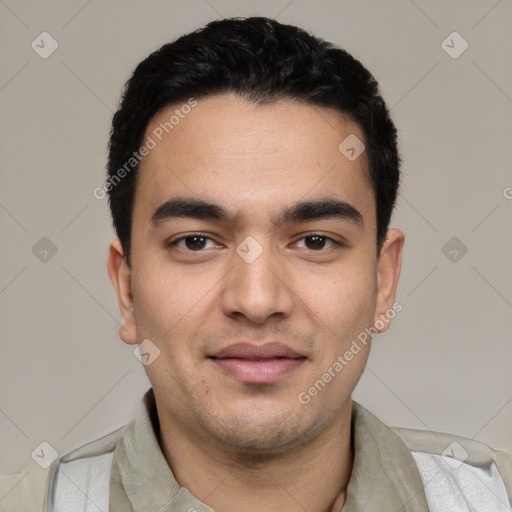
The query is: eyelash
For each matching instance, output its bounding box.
[167,233,343,252]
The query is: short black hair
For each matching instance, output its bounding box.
[107,16,400,266]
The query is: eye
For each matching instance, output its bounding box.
[169,234,220,251]
[294,234,341,251]
[167,233,343,253]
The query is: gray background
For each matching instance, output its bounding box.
[1,0,511,475]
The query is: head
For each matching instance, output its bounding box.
[107,17,404,456]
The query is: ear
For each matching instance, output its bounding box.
[107,238,138,345]
[374,228,404,333]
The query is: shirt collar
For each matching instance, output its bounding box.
[343,402,429,511]
[110,388,213,512]
[110,388,429,512]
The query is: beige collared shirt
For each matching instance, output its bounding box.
[2,388,511,511]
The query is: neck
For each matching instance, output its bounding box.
[157,404,354,512]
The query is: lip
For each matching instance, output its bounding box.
[212,342,302,359]
[209,342,306,384]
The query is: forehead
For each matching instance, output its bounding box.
[133,93,375,229]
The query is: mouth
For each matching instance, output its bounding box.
[209,342,307,384]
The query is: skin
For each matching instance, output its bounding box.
[108,93,404,512]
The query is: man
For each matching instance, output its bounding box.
[1,16,511,512]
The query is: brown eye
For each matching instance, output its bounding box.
[304,235,327,250]
[185,236,208,250]
[296,234,340,251]
[170,234,218,251]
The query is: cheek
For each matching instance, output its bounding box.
[131,260,223,358]
[131,264,194,335]
[300,261,376,331]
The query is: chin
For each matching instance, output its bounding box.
[196,403,320,458]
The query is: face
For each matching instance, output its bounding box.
[108,93,404,455]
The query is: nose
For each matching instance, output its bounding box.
[221,241,294,325]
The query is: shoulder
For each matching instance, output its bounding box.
[392,426,512,511]
[0,464,49,512]
[0,426,126,512]
[46,426,126,511]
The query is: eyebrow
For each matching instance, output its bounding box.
[151,196,363,228]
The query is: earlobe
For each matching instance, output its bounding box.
[374,229,405,333]
[107,238,139,345]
